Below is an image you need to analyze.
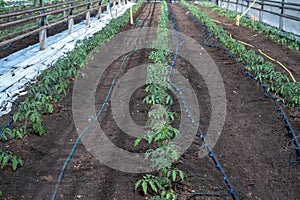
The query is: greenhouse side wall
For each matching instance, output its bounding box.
[217,0,300,37]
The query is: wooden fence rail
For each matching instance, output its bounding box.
[0,0,121,50]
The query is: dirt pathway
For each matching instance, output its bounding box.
[1,2,300,200]
[170,3,300,200]
[0,3,161,200]
[199,6,300,82]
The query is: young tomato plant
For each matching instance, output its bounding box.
[182,0,300,108]
[135,2,185,199]
[0,0,145,172]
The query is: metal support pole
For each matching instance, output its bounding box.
[279,0,285,29]
[259,0,264,21]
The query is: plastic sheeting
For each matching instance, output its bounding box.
[0,2,134,117]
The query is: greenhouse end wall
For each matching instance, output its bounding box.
[217,0,300,37]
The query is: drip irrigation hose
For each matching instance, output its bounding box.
[181,3,300,162]
[0,120,13,136]
[50,3,152,199]
[242,70,300,160]
[50,74,118,200]
[167,4,239,200]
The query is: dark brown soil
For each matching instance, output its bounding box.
[1,2,300,200]
[199,6,300,82]
[170,3,300,200]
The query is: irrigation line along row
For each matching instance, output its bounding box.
[202,9,300,162]
[242,70,300,161]
[50,2,153,199]
[181,3,300,161]
[167,3,239,200]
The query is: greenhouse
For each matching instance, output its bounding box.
[0,0,299,199]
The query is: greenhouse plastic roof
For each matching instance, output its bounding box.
[0,2,134,117]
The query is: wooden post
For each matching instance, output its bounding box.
[86,11,91,26]
[236,14,240,26]
[68,18,74,34]
[39,0,46,50]
[98,0,102,19]
[86,1,91,26]
[98,7,102,19]
[63,0,66,18]
[130,6,133,24]
[107,1,111,15]
[68,7,74,34]
[252,15,256,25]
[227,0,230,10]
[39,29,47,50]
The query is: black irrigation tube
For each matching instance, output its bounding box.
[181,3,300,161]
[0,120,13,138]
[167,3,239,200]
[50,2,153,199]
[242,70,300,161]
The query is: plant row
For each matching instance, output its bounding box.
[0,0,143,171]
[181,0,300,109]
[199,2,300,51]
[134,1,184,200]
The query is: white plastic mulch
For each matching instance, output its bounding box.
[0,2,134,117]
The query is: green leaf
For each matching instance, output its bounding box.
[142,181,148,195]
[161,190,166,198]
[166,193,171,199]
[11,155,18,171]
[172,170,177,182]
[134,137,142,147]
[179,170,184,180]
[16,129,24,139]
[1,154,9,168]
[149,180,158,193]
[13,112,20,121]
[134,179,142,191]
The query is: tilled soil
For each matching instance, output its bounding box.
[0,2,300,200]
[170,3,300,200]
